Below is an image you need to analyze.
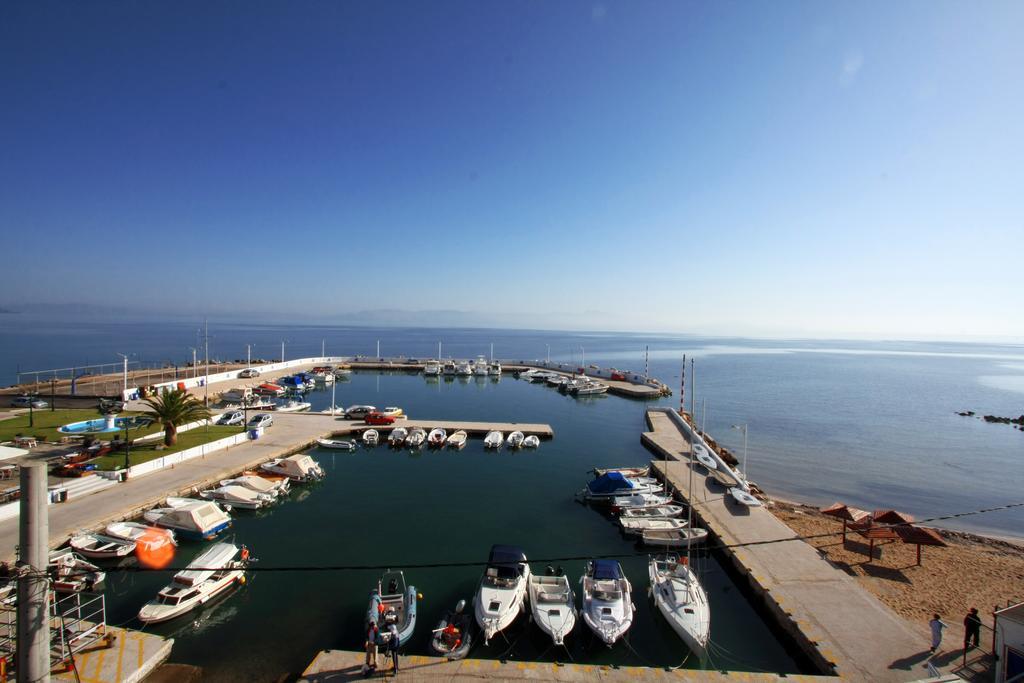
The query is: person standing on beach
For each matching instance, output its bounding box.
[929,614,948,653]
[964,608,982,650]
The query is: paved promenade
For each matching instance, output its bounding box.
[299,649,834,682]
[644,410,933,682]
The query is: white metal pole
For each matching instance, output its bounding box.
[376,339,380,358]
[281,340,285,362]
[247,344,251,369]
[438,341,441,360]
[331,377,336,414]
[490,343,493,362]
[322,339,325,358]
[123,355,128,391]
[204,319,210,407]
[192,348,197,378]
[546,344,550,364]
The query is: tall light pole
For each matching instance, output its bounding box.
[321,338,326,358]
[376,339,380,358]
[731,423,748,480]
[202,319,210,408]
[545,344,550,364]
[190,348,197,379]
[281,340,286,363]
[116,352,129,394]
[246,344,252,369]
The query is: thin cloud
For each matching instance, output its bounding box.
[840,50,864,86]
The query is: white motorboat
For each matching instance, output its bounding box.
[641,528,709,548]
[333,367,352,377]
[649,554,710,658]
[506,431,525,449]
[275,399,311,413]
[446,430,467,449]
[522,435,540,449]
[362,429,380,446]
[456,362,473,376]
[389,427,409,446]
[574,382,608,396]
[729,487,762,507]
[579,472,664,501]
[473,359,489,376]
[317,372,334,384]
[518,368,540,380]
[405,427,427,447]
[545,374,565,387]
[594,465,650,478]
[580,560,633,646]
[530,371,554,383]
[442,361,457,376]
[528,572,576,646]
[611,493,674,510]
[138,543,250,624]
[424,361,442,376]
[220,475,288,497]
[489,362,502,376]
[260,454,325,483]
[317,438,357,451]
[144,500,232,541]
[620,505,685,519]
[483,431,503,449]
[49,550,105,593]
[105,522,177,552]
[68,532,135,560]
[427,428,447,448]
[200,485,273,510]
[474,545,530,644]
[620,517,688,536]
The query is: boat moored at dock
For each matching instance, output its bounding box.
[527,571,577,646]
[260,454,325,483]
[579,472,664,502]
[580,559,633,646]
[366,570,418,645]
[474,545,530,644]
[144,500,233,540]
[430,599,473,660]
[68,531,136,560]
[649,554,710,659]
[138,542,251,624]
[483,431,503,449]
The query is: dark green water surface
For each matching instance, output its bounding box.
[103,371,809,680]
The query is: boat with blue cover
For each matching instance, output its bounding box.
[578,472,664,502]
[143,499,232,541]
[474,544,530,643]
[366,570,418,645]
[580,559,634,646]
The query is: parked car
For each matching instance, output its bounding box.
[364,412,396,426]
[344,405,377,419]
[218,410,245,426]
[246,414,274,429]
[239,368,260,378]
[10,396,48,409]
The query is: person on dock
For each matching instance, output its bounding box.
[386,621,400,674]
[929,614,948,653]
[362,620,379,675]
[963,608,982,650]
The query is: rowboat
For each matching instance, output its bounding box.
[317,438,357,451]
[446,430,467,449]
[640,528,709,548]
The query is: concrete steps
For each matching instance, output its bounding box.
[60,474,118,500]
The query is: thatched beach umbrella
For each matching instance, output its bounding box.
[820,503,872,543]
[893,525,947,566]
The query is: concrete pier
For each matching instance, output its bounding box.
[298,649,833,682]
[345,419,554,439]
[53,625,172,683]
[642,409,929,682]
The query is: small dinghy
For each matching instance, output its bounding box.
[367,570,418,646]
[105,522,177,552]
[68,532,136,560]
[446,430,468,449]
[389,427,409,446]
[317,438,357,451]
[729,487,762,507]
[430,599,473,660]
[220,475,288,497]
[405,427,427,448]
[362,429,380,446]
[620,505,685,519]
[138,543,251,624]
[427,428,447,448]
[200,485,273,510]
[506,431,525,449]
[641,527,709,548]
[649,554,710,658]
[528,571,577,646]
[483,431,503,449]
[49,550,105,593]
[474,545,530,643]
[522,435,540,449]
[260,454,325,483]
[275,399,311,413]
[580,560,633,646]
[693,445,718,471]
[620,517,688,536]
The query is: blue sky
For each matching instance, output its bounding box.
[2,1,1022,339]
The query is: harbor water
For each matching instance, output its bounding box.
[102,370,809,680]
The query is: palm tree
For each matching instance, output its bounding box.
[142,389,211,447]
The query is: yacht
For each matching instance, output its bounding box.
[474,545,530,644]
[473,357,489,376]
[456,362,473,376]
[138,543,250,624]
[442,361,458,376]
[580,560,633,646]
[423,361,442,376]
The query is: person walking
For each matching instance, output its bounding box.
[387,621,401,674]
[362,620,379,675]
[929,614,948,653]
[964,608,982,650]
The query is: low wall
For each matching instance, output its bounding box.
[124,432,250,478]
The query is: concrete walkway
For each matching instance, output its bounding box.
[644,410,933,682]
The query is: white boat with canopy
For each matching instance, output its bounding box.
[506,431,524,449]
[389,427,408,446]
[260,454,325,483]
[580,560,633,646]
[137,543,250,624]
[522,435,540,448]
[200,485,273,510]
[483,431,503,449]
[474,545,530,643]
[220,474,287,497]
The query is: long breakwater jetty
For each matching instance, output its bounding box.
[343,418,553,439]
[642,408,926,682]
[299,649,833,682]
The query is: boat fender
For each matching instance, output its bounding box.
[417,592,423,600]
[237,575,246,585]
[240,547,250,562]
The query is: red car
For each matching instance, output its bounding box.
[364,412,396,425]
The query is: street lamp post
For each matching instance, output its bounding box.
[730,423,748,481]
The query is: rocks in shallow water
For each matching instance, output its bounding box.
[956,410,976,417]
[958,411,1023,430]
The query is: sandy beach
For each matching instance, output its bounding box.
[771,499,1024,633]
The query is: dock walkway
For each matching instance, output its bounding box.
[299,649,833,682]
[643,409,929,682]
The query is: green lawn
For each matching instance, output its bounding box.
[91,424,243,470]
[0,408,105,443]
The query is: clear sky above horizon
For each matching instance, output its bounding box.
[2,1,1022,340]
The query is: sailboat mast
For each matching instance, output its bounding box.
[690,359,696,423]
[687,355,695,570]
